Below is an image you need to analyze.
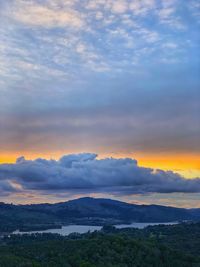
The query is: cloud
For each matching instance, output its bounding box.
[158,7,174,20]
[157,2,185,29]
[0,180,17,195]
[162,42,178,49]
[6,0,85,29]
[129,0,155,16]
[0,0,198,84]
[111,1,128,14]
[0,0,199,176]
[0,153,200,196]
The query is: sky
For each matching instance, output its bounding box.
[0,0,200,207]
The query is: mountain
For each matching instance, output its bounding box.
[0,197,200,232]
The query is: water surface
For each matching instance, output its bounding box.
[13,222,178,236]
[116,222,178,229]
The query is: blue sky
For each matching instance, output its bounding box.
[0,0,200,205]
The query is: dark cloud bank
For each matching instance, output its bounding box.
[0,153,200,196]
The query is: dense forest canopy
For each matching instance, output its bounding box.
[0,223,200,267]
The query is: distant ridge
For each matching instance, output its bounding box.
[0,197,200,232]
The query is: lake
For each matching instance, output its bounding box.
[12,222,178,236]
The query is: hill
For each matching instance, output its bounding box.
[0,197,200,232]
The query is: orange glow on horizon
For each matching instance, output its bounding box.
[0,151,199,179]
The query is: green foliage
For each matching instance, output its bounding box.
[0,223,200,267]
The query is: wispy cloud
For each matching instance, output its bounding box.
[1,0,197,81]
[5,0,85,29]
[0,0,199,190]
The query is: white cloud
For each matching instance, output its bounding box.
[189,0,200,23]
[157,4,185,30]
[129,0,155,16]
[158,7,175,20]
[0,0,197,84]
[111,0,128,14]
[161,0,177,8]
[163,42,178,49]
[6,0,85,29]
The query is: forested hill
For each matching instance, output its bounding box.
[0,197,200,232]
[0,222,200,267]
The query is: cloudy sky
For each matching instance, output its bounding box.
[0,0,199,206]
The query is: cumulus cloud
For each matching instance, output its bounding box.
[0,153,200,196]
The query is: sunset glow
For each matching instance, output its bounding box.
[0,0,199,206]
